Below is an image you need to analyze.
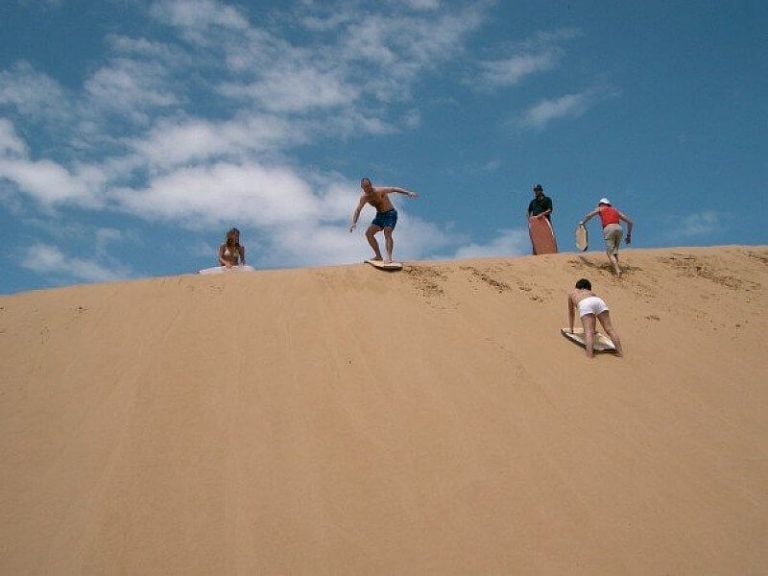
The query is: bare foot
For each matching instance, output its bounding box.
[370,256,383,261]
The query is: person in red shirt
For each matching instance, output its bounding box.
[579,198,633,277]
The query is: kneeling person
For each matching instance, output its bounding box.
[567,278,624,358]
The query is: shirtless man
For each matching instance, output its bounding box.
[349,177,418,263]
[567,278,624,358]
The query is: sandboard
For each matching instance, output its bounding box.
[199,265,255,275]
[365,259,402,271]
[575,224,588,252]
[561,327,616,352]
[528,217,558,254]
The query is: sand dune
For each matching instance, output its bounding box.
[1,246,766,575]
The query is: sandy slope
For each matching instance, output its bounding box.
[1,246,766,575]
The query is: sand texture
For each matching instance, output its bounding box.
[1,246,766,575]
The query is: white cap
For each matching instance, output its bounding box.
[598,197,611,206]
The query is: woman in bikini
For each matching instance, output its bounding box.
[218,228,247,268]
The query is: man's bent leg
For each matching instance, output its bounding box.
[366,225,383,260]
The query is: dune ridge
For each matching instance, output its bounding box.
[1,246,766,575]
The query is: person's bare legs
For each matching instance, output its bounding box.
[580,314,597,358]
[597,310,623,356]
[607,250,622,277]
[383,227,394,263]
[365,225,383,260]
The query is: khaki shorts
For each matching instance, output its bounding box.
[603,223,623,255]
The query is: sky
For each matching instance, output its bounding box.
[1,0,766,294]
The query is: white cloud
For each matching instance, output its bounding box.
[0,62,70,122]
[474,28,580,90]
[321,109,399,137]
[403,109,421,129]
[113,162,328,227]
[478,51,558,88]
[362,8,484,73]
[263,224,361,267]
[679,211,722,237]
[84,59,179,121]
[220,66,357,112]
[3,1,508,284]
[343,16,400,68]
[299,12,352,33]
[394,214,459,260]
[107,34,185,61]
[95,228,124,253]
[401,0,441,10]
[21,243,129,283]
[142,0,488,130]
[525,28,582,47]
[453,229,529,259]
[260,210,457,268]
[150,0,250,40]
[127,114,300,170]
[0,157,104,206]
[0,120,106,206]
[0,119,29,157]
[519,90,597,130]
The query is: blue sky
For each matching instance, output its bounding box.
[1,0,766,294]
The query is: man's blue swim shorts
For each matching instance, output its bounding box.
[372,209,398,229]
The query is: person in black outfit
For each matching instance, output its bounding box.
[527,184,553,221]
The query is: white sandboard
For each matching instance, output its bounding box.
[199,265,255,275]
[575,224,588,252]
[561,327,616,352]
[364,259,403,271]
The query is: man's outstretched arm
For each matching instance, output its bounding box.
[381,186,418,198]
